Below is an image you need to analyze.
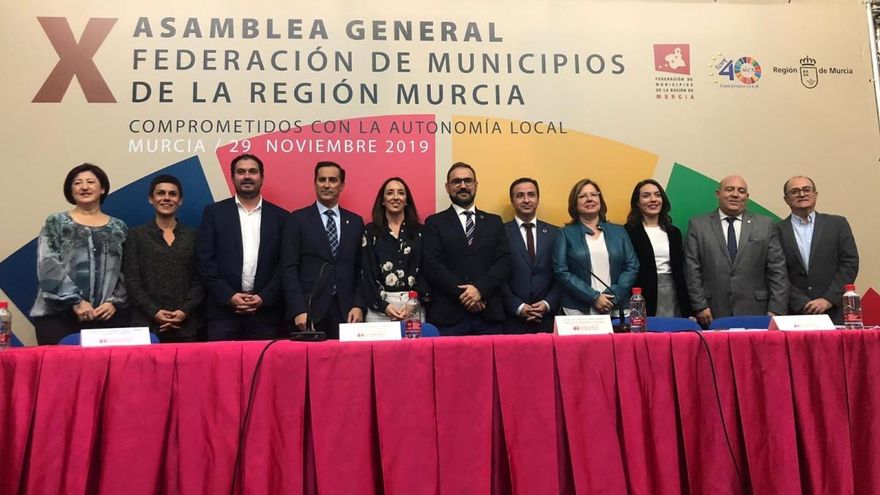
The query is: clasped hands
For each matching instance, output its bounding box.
[73,300,116,322]
[458,284,485,313]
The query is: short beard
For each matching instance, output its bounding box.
[449,192,474,208]
[236,186,260,199]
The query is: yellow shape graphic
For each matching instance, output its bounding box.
[452,117,658,226]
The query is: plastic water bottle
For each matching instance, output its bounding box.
[629,288,647,333]
[404,291,422,339]
[842,284,863,330]
[0,301,11,350]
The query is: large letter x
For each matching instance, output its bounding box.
[32,17,117,103]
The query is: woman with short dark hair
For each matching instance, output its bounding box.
[30,163,128,344]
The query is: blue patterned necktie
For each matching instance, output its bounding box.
[463,211,475,247]
[325,210,339,258]
[725,216,737,261]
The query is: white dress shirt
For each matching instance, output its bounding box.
[719,211,743,248]
[451,203,477,234]
[644,226,671,274]
[236,195,263,292]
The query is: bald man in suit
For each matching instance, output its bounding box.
[685,175,789,328]
[775,176,858,324]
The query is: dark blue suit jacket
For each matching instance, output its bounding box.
[281,203,365,324]
[501,219,560,332]
[196,197,287,323]
[423,206,511,326]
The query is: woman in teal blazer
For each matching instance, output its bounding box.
[552,178,639,315]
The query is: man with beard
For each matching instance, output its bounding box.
[423,162,511,335]
[685,175,788,328]
[197,154,288,340]
[282,161,365,339]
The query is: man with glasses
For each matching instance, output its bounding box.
[775,176,858,324]
[423,162,511,335]
[684,175,789,327]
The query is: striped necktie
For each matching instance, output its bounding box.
[325,210,339,258]
[725,216,737,261]
[463,211,475,247]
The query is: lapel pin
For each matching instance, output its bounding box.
[542,228,548,233]
[345,219,350,224]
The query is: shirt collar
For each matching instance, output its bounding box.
[718,210,743,222]
[516,216,538,229]
[792,210,816,225]
[316,201,340,217]
[452,203,476,217]
[235,195,263,213]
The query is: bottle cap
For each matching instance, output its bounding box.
[0,301,7,309]
[845,284,856,292]
[632,287,642,295]
[408,290,418,299]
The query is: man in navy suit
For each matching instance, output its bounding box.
[282,161,365,339]
[501,178,559,333]
[197,154,288,340]
[423,162,511,336]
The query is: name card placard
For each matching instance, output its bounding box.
[768,314,835,331]
[554,315,613,336]
[80,327,152,347]
[339,322,402,342]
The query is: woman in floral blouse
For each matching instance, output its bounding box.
[362,177,427,321]
[30,163,128,344]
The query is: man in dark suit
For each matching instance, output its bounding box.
[685,175,789,328]
[775,176,858,324]
[423,162,511,335]
[282,161,364,339]
[197,154,288,340]
[501,178,559,333]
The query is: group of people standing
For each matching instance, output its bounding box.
[29,155,859,344]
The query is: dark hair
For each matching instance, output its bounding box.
[626,179,672,230]
[782,175,816,195]
[566,178,607,224]
[508,177,540,199]
[314,161,346,183]
[149,174,183,198]
[230,154,264,177]
[63,163,110,205]
[370,177,422,235]
[446,161,476,182]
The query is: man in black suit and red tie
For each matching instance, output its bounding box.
[197,154,288,340]
[282,161,365,339]
[501,178,559,333]
[423,162,511,335]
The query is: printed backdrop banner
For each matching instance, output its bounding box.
[2,0,878,343]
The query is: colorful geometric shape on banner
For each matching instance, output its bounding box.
[666,163,780,235]
[0,156,213,320]
[451,116,657,225]
[215,115,437,219]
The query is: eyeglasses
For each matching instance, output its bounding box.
[577,192,601,200]
[448,178,475,187]
[787,186,815,197]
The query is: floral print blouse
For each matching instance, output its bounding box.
[30,212,128,317]
[361,222,425,312]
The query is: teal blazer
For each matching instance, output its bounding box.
[552,221,639,312]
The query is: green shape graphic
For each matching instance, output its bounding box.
[666,163,780,235]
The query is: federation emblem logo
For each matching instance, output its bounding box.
[800,56,818,89]
[654,44,690,75]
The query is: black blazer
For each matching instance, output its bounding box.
[625,222,693,317]
[281,203,365,323]
[423,206,511,326]
[501,219,560,332]
[775,213,859,324]
[196,197,287,323]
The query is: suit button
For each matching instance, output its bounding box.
[808,286,812,290]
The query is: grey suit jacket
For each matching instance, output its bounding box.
[685,210,789,317]
[775,212,858,324]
